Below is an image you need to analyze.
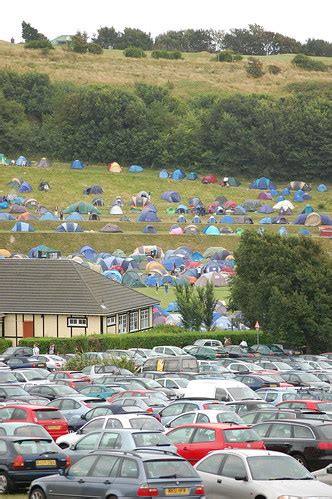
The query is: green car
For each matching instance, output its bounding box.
[78,384,124,399]
[183,345,226,360]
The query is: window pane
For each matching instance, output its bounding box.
[269,424,292,438]
[196,455,224,474]
[68,455,97,476]
[92,455,119,477]
[221,456,247,479]
[192,428,215,443]
[119,459,139,478]
[76,433,100,450]
[293,425,314,439]
[168,427,195,444]
[99,433,122,449]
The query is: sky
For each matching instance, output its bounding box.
[2,0,331,43]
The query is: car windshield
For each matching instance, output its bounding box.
[246,364,264,371]
[133,432,170,447]
[142,379,163,389]
[317,361,332,369]
[14,439,59,454]
[228,387,260,401]
[318,425,332,439]
[224,428,261,443]
[248,455,312,480]
[144,459,198,479]
[317,403,332,412]
[261,375,284,383]
[298,373,321,382]
[129,418,163,430]
[22,371,45,381]
[3,387,28,396]
[14,426,47,437]
[274,363,293,370]
[216,412,243,424]
[34,410,63,420]
[0,374,17,382]
[3,348,15,354]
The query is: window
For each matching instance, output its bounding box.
[144,460,197,479]
[99,432,122,449]
[167,427,195,444]
[12,409,27,420]
[106,419,123,429]
[0,440,7,454]
[61,400,80,410]
[107,316,116,326]
[269,424,292,439]
[67,317,88,327]
[192,428,215,443]
[119,459,139,478]
[196,454,225,475]
[161,403,185,418]
[129,311,139,332]
[75,433,100,451]
[265,392,278,403]
[68,455,97,477]
[133,432,170,447]
[220,455,247,479]
[293,425,314,439]
[249,423,270,438]
[118,314,128,334]
[171,414,196,427]
[140,309,149,329]
[82,419,105,434]
[34,410,63,421]
[92,455,119,477]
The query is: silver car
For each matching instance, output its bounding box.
[195,449,332,498]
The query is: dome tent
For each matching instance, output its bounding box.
[128,164,144,173]
[159,169,169,179]
[40,211,58,220]
[259,217,272,224]
[250,177,276,190]
[227,177,241,187]
[66,212,84,220]
[203,225,220,235]
[289,181,311,192]
[304,212,322,227]
[92,198,104,207]
[138,209,160,223]
[37,157,51,167]
[143,225,157,234]
[55,222,83,232]
[317,184,328,192]
[259,205,274,214]
[71,159,84,169]
[177,215,187,224]
[109,205,123,215]
[15,155,29,166]
[38,181,50,191]
[100,224,123,233]
[64,201,100,215]
[0,153,11,165]
[0,213,15,221]
[301,205,314,214]
[171,169,185,180]
[83,185,104,195]
[161,191,181,203]
[18,181,32,193]
[186,172,198,180]
[11,222,34,232]
[257,192,273,200]
[184,225,199,235]
[202,175,218,184]
[108,162,122,173]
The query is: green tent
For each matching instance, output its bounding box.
[0,153,11,165]
[64,201,100,215]
[227,177,241,187]
[166,207,176,215]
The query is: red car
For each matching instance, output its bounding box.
[0,405,68,439]
[49,371,91,389]
[108,389,164,403]
[276,399,332,412]
[166,423,265,465]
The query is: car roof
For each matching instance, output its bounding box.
[0,404,57,410]
[90,449,185,460]
[203,449,291,458]
[0,436,53,442]
[278,399,323,403]
[85,429,163,435]
[256,418,332,427]
[169,423,249,430]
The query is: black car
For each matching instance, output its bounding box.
[0,347,33,363]
[6,357,47,370]
[99,376,176,399]
[242,409,332,425]
[0,436,68,493]
[224,345,258,358]
[253,419,332,470]
[280,371,330,389]
[0,384,31,402]
[225,400,274,415]
[26,384,79,400]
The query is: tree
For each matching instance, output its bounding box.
[116,28,153,50]
[92,26,119,48]
[230,232,332,352]
[303,38,332,57]
[70,31,89,53]
[196,283,218,331]
[175,284,203,330]
[22,21,46,42]
[246,57,264,78]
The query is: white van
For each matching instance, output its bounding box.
[184,379,261,402]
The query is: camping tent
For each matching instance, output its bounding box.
[304,212,322,227]
[79,245,97,261]
[203,225,220,235]
[289,181,311,191]
[66,212,84,220]
[186,172,198,180]
[109,205,123,215]
[11,222,34,232]
[37,158,51,168]
[317,184,328,192]
[108,162,122,173]
[39,211,58,220]
[71,159,84,169]
[64,201,100,214]
[159,169,169,179]
[184,225,199,235]
[227,177,241,187]
[38,181,50,191]
[18,182,32,193]
[128,165,144,173]
[55,222,83,232]
[259,205,274,214]
[170,226,183,235]
[161,191,181,203]
[259,217,272,224]
[7,178,23,188]
[28,245,60,259]
[138,209,160,223]
[143,225,157,234]
[195,272,228,287]
[0,153,11,165]
[84,185,103,195]
[177,215,187,224]
[171,169,185,180]
[220,215,234,224]
[202,175,218,184]
[250,177,276,190]
[257,192,273,200]
[273,200,294,211]
[92,198,104,207]
[100,224,123,233]
[17,212,38,221]
[15,156,29,166]
[9,205,27,214]
[0,213,15,220]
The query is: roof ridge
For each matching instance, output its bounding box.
[70,260,104,312]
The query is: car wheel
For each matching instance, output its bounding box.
[0,471,14,494]
[58,442,69,449]
[292,453,308,468]
[29,487,46,499]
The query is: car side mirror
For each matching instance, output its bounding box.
[81,414,86,420]
[327,467,332,475]
[58,468,67,476]
[234,476,248,481]
[70,444,76,450]
[165,423,170,428]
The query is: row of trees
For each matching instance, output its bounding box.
[0,71,331,179]
[22,21,332,57]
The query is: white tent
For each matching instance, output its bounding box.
[273,200,294,210]
[109,205,123,215]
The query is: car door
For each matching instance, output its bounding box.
[264,423,294,454]
[77,454,120,498]
[112,457,140,492]
[160,403,186,424]
[217,454,253,499]
[188,427,217,464]
[70,432,101,461]
[195,453,226,499]
[167,426,195,461]
[168,412,196,428]
[52,455,99,499]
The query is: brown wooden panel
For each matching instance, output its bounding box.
[23,321,34,338]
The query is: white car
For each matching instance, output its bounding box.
[156,377,189,397]
[56,414,165,448]
[166,410,244,428]
[11,368,51,385]
[195,449,332,498]
[194,339,223,348]
[33,355,65,370]
[152,346,188,356]
[313,464,332,486]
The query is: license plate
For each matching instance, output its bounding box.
[269,384,277,387]
[47,425,61,430]
[165,488,190,496]
[36,459,56,466]
[38,364,45,367]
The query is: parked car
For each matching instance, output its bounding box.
[11,369,51,385]
[152,346,188,356]
[32,355,65,370]
[78,403,148,425]
[0,436,70,493]
[256,387,300,404]
[276,399,332,413]
[250,344,284,356]
[6,357,47,370]
[0,384,31,402]
[105,376,176,399]
[194,339,224,348]
[0,347,33,363]
[112,396,167,417]
[184,379,261,402]
[234,373,291,390]
[78,384,125,399]
[0,371,18,383]
[28,449,204,499]
[27,384,79,400]
[0,422,50,438]
[0,404,68,439]
[184,345,227,360]
[280,371,330,388]
[47,396,105,428]
[105,349,145,366]
[156,377,189,396]
[81,364,132,379]
[195,449,332,498]
[225,400,274,415]
[53,378,91,390]
[128,348,161,359]
[256,359,293,371]
[313,464,332,486]
[316,372,332,384]
[64,429,176,463]
[48,370,91,383]
[241,408,332,424]
[166,410,244,428]
[166,423,265,464]
[141,355,199,373]
[253,419,332,470]
[219,360,264,374]
[56,414,164,448]
[223,345,257,358]
[159,399,227,425]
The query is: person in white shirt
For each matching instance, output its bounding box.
[240,340,248,348]
[32,343,40,356]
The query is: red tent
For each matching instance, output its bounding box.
[202,175,218,184]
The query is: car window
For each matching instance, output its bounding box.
[130,418,162,431]
[76,433,100,450]
[34,410,63,421]
[252,423,271,438]
[165,380,178,389]
[269,424,292,438]
[161,404,185,417]
[119,458,139,478]
[290,402,307,409]
[82,419,105,434]
[12,409,27,420]
[92,455,119,477]
[0,440,6,454]
[196,413,210,423]
[195,454,225,474]
[220,455,247,479]
[278,402,292,408]
[265,392,277,403]
[167,427,195,444]
[133,432,170,447]
[87,408,113,420]
[14,425,47,437]
[184,403,199,412]
[105,419,123,429]
[61,399,78,410]
[144,459,197,479]
[241,413,256,424]
[99,432,122,449]
[192,428,215,443]
[170,414,195,427]
[68,455,98,476]
[293,425,314,439]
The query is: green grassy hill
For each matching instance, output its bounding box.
[0,164,331,256]
[0,42,331,98]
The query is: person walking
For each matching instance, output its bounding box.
[164,282,169,294]
[33,343,40,356]
[48,343,56,355]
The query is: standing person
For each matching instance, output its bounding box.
[48,343,55,355]
[59,210,64,220]
[155,281,160,292]
[240,339,248,348]
[33,343,40,356]
[164,282,169,294]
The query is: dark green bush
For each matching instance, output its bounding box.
[19,327,272,354]
[88,43,103,54]
[151,50,182,60]
[246,57,264,78]
[268,64,282,75]
[123,47,146,58]
[25,39,54,50]
[215,50,243,62]
[0,339,13,353]
[292,54,328,72]
[64,354,135,372]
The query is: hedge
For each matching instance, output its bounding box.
[0,339,13,353]
[18,327,272,354]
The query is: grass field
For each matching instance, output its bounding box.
[0,164,331,256]
[0,42,331,98]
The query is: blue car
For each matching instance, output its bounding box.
[78,384,125,399]
[234,374,287,391]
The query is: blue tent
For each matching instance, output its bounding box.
[207,216,217,224]
[250,177,276,190]
[66,212,84,220]
[0,213,14,220]
[302,193,312,201]
[128,165,144,173]
[143,225,157,234]
[39,211,58,220]
[282,187,290,196]
[192,251,204,261]
[203,225,220,235]
[55,222,83,232]
[191,216,202,224]
[259,217,272,224]
[71,159,84,169]
[321,214,332,224]
[177,215,187,224]
[234,205,246,215]
[175,204,188,213]
[80,245,97,261]
[220,215,234,224]
[259,205,274,214]
[144,275,162,287]
[317,184,328,192]
[103,270,122,283]
[15,155,29,166]
[293,190,304,202]
[278,227,288,236]
[0,202,9,209]
[137,209,160,222]
[186,172,198,180]
[11,222,34,232]
[18,182,32,193]
[301,205,314,215]
[166,301,179,313]
[270,189,279,197]
[83,185,103,195]
[298,228,311,236]
[159,169,169,179]
[171,169,185,180]
[161,191,181,203]
[293,214,307,225]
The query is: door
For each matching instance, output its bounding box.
[23,321,34,337]
[217,454,253,499]
[189,427,218,464]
